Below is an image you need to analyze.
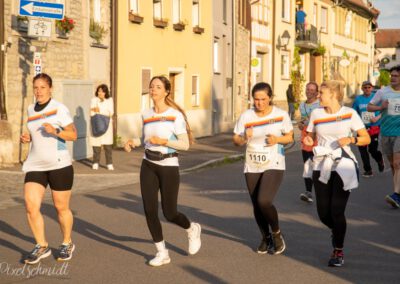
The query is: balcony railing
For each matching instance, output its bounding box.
[295,24,319,50]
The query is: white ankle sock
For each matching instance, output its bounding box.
[155,241,166,252]
[186,222,194,232]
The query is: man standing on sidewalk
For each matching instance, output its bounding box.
[353,81,384,177]
[368,66,400,208]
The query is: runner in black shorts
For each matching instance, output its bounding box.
[20,73,77,264]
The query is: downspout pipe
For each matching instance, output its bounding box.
[111,0,118,140]
[0,0,7,120]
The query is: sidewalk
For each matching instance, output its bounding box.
[0,130,301,209]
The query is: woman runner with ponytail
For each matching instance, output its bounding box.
[124,76,201,267]
[303,80,370,267]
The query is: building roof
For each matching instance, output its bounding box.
[376,29,400,48]
[341,0,380,19]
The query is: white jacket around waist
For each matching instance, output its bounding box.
[303,146,359,191]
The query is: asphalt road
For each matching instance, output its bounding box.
[0,150,399,284]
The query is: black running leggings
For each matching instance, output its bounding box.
[312,171,350,249]
[301,150,314,192]
[245,170,284,236]
[140,159,190,243]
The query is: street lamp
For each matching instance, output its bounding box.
[277,30,291,50]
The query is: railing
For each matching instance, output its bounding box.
[295,24,319,49]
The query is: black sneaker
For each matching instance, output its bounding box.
[328,249,344,267]
[362,171,373,177]
[271,231,286,255]
[378,160,385,172]
[24,244,51,265]
[57,243,75,261]
[257,234,274,254]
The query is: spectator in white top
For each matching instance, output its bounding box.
[90,84,114,170]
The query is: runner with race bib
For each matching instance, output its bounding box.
[233,82,294,255]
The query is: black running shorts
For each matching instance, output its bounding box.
[24,165,74,191]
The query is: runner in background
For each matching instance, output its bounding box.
[352,80,384,177]
[298,82,320,203]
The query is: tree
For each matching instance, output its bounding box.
[290,46,305,108]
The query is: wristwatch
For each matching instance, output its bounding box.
[56,128,61,135]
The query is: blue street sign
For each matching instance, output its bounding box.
[19,1,64,20]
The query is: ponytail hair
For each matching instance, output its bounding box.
[149,76,194,144]
[320,80,345,103]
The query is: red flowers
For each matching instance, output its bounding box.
[55,16,75,34]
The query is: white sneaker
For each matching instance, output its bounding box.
[92,163,99,170]
[187,222,201,255]
[107,164,114,171]
[149,250,171,267]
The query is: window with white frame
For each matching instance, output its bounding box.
[223,0,227,24]
[173,0,181,24]
[282,0,290,22]
[154,0,162,19]
[192,75,200,106]
[93,0,101,22]
[313,4,317,26]
[213,39,220,73]
[192,0,200,26]
[141,69,151,111]
[129,0,139,14]
[281,52,290,79]
[321,7,328,33]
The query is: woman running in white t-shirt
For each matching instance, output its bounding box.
[303,80,370,267]
[20,73,77,264]
[233,82,294,255]
[124,76,201,267]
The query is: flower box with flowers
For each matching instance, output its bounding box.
[55,16,75,38]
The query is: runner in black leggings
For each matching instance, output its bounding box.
[304,80,370,267]
[233,82,294,255]
[124,76,201,267]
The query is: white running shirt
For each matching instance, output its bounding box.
[234,107,293,173]
[142,107,187,166]
[306,106,365,170]
[22,99,73,172]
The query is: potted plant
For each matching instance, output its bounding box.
[89,19,107,45]
[311,44,326,56]
[55,16,75,38]
[173,19,187,31]
[153,17,168,28]
[193,25,204,34]
[16,15,29,32]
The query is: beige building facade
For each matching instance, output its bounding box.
[116,0,213,141]
[295,0,378,102]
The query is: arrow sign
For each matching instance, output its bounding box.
[19,1,64,20]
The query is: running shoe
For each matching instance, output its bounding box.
[149,250,171,267]
[257,234,274,254]
[328,250,344,267]
[272,231,286,255]
[107,164,114,171]
[385,193,400,209]
[300,191,313,203]
[57,243,75,261]
[92,163,99,170]
[24,244,51,265]
[378,160,385,172]
[362,171,373,177]
[187,222,201,255]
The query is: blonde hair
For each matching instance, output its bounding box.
[320,80,345,103]
[150,76,194,144]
